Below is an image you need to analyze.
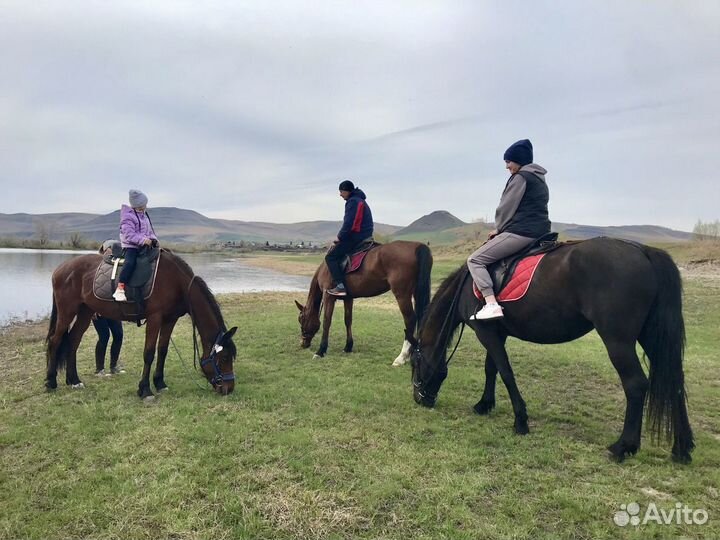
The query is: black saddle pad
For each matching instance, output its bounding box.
[488,232,559,293]
[93,246,161,302]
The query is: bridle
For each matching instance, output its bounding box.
[199,331,236,386]
[413,270,470,400]
[186,275,235,388]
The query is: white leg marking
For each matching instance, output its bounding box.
[392,340,412,367]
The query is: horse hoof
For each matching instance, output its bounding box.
[514,421,529,435]
[312,354,323,360]
[392,358,406,367]
[71,382,85,390]
[473,400,495,415]
[157,387,169,393]
[143,395,156,404]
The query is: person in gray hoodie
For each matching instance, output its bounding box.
[467,139,550,320]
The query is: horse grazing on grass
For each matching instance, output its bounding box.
[45,250,238,399]
[296,241,432,365]
[411,237,694,463]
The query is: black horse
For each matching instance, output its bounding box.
[411,237,694,463]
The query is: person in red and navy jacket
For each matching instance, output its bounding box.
[325,180,374,296]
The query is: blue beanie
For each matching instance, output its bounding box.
[503,139,533,166]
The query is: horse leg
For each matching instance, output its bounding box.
[153,317,178,392]
[137,316,162,399]
[46,303,81,390]
[474,326,529,434]
[343,298,354,353]
[474,352,499,415]
[600,338,649,462]
[391,290,415,367]
[64,306,93,388]
[314,295,336,358]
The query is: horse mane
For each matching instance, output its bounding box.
[307,267,323,311]
[420,264,469,351]
[164,251,229,331]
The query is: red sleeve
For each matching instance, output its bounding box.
[351,201,365,233]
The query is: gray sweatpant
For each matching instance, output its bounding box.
[467,232,536,297]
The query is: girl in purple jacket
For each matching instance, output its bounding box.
[112,189,158,302]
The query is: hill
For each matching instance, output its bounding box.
[394,210,467,236]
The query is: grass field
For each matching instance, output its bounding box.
[0,254,718,539]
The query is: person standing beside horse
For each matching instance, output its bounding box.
[113,189,158,302]
[467,139,550,320]
[325,180,374,297]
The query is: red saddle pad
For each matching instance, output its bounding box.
[472,253,546,302]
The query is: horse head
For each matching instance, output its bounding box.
[295,300,320,348]
[199,327,238,395]
[411,340,448,408]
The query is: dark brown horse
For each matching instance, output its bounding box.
[296,241,432,365]
[411,237,694,463]
[45,250,238,399]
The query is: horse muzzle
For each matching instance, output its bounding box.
[413,385,436,408]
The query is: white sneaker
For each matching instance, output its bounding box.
[469,303,504,321]
[112,287,127,302]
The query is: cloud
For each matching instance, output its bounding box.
[1,1,719,230]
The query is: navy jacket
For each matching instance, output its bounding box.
[338,188,374,243]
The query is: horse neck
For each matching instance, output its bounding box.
[420,268,467,362]
[187,283,223,351]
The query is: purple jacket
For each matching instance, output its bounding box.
[120,204,158,248]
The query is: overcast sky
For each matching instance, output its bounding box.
[1,1,718,230]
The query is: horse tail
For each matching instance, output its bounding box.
[640,246,694,462]
[413,243,433,333]
[45,295,69,372]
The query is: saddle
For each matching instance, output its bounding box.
[339,238,378,274]
[93,242,161,305]
[472,232,561,302]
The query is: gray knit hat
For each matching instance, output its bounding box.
[129,189,148,208]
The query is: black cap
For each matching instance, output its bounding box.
[338,180,354,192]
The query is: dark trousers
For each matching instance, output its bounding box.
[93,317,123,371]
[118,247,138,284]
[325,241,356,285]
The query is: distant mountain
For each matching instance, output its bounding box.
[0,208,402,244]
[552,223,693,243]
[394,211,467,236]
[0,208,693,246]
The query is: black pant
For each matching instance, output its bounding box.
[93,317,123,371]
[325,241,358,285]
[118,247,138,284]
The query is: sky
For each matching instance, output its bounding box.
[1,1,719,231]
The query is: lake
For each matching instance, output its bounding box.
[0,248,310,327]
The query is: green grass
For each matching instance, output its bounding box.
[0,270,718,539]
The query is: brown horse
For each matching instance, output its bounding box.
[45,249,238,399]
[411,238,694,463]
[295,241,432,365]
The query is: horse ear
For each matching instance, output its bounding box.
[294,300,304,311]
[222,327,238,342]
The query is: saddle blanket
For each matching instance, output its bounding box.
[473,253,546,302]
[346,251,369,274]
[92,249,160,302]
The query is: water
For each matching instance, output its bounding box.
[0,248,310,327]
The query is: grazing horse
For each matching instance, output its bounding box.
[45,250,238,399]
[411,237,694,463]
[296,241,432,365]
